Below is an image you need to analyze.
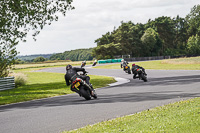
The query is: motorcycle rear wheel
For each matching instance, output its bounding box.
[80,86,91,100]
[141,74,147,82]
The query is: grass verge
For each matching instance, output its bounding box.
[64,97,200,133]
[0,70,116,105]
[94,56,200,70]
[13,60,93,70]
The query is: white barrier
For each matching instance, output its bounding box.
[0,77,15,91]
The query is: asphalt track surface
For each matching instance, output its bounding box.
[0,65,200,133]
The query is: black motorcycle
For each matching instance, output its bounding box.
[123,65,131,74]
[71,72,97,100]
[92,61,97,66]
[134,68,147,82]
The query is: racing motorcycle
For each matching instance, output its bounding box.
[134,68,147,82]
[123,65,131,74]
[71,72,97,100]
[81,61,86,68]
[92,60,97,66]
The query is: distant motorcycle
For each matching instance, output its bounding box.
[71,72,97,100]
[81,61,86,68]
[92,60,97,66]
[123,65,131,74]
[134,68,147,82]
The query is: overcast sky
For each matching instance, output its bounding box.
[16,0,200,55]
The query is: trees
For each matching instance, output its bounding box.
[92,43,122,59]
[0,47,17,77]
[91,4,200,59]
[146,16,176,55]
[33,56,46,62]
[49,48,93,61]
[187,34,200,56]
[141,28,161,56]
[0,0,74,77]
[186,5,200,37]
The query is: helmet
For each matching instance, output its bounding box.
[121,59,124,62]
[132,64,135,66]
[66,64,72,70]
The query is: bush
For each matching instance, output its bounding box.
[9,73,28,87]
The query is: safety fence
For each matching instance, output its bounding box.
[97,56,170,64]
[96,55,198,64]
[124,56,171,62]
[98,59,122,64]
[0,77,15,91]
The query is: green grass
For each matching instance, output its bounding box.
[65,97,200,133]
[13,60,94,70]
[94,56,200,70]
[0,71,116,105]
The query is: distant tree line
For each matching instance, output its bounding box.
[92,5,200,59]
[49,48,93,61]
[15,48,94,64]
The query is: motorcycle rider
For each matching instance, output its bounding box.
[64,64,94,96]
[81,60,86,68]
[132,63,147,79]
[92,59,97,66]
[120,59,129,70]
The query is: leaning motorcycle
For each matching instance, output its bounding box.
[92,61,97,66]
[123,65,131,74]
[71,72,97,100]
[134,68,147,82]
[81,62,86,68]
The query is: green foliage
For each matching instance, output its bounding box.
[93,5,200,58]
[33,56,46,62]
[186,5,200,37]
[12,73,28,87]
[17,54,52,62]
[0,44,17,77]
[50,48,93,61]
[141,28,162,56]
[187,34,200,55]
[0,0,74,77]
[92,43,122,59]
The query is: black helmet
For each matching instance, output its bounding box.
[66,64,72,70]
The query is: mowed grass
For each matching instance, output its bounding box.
[94,56,200,70]
[13,60,93,70]
[65,97,200,133]
[0,70,116,105]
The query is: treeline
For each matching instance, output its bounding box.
[49,48,93,61]
[17,54,52,61]
[92,5,200,59]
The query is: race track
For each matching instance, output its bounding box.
[0,65,200,133]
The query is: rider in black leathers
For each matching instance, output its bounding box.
[132,64,147,79]
[64,64,93,96]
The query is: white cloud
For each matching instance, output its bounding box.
[16,0,200,55]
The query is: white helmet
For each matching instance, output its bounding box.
[121,59,124,62]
